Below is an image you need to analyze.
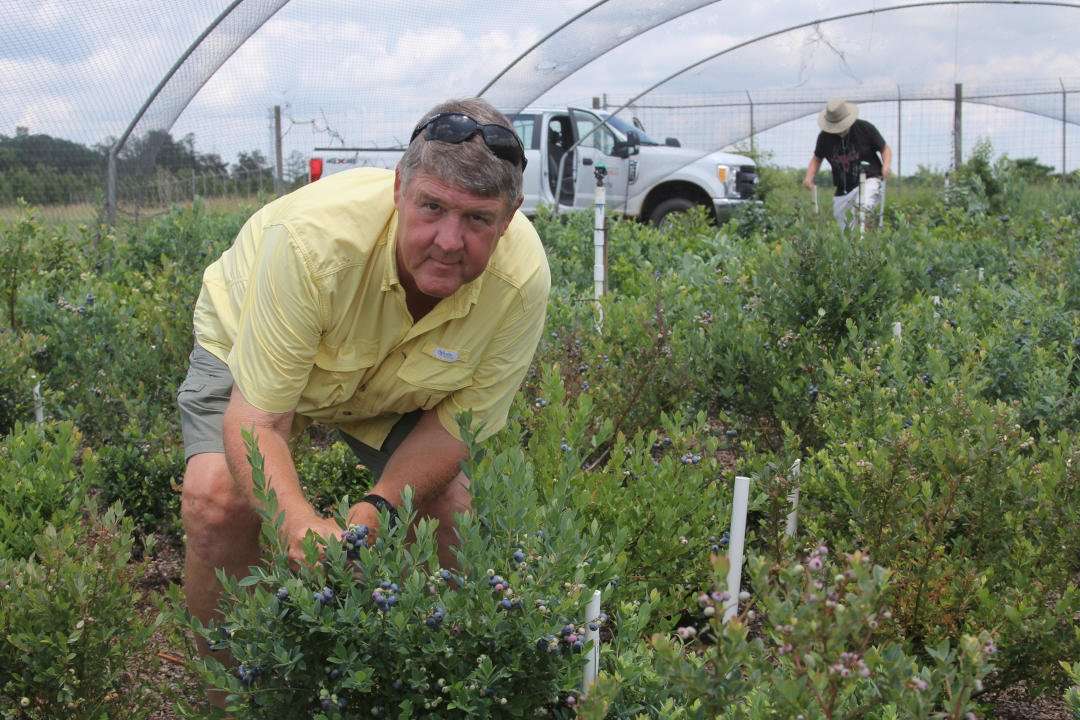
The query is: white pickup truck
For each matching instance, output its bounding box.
[309,106,758,225]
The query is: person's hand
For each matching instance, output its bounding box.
[346,501,381,542]
[281,511,343,569]
[802,176,815,190]
[882,166,891,180]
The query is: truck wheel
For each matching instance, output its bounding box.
[649,197,697,227]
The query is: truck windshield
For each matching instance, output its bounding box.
[601,113,660,146]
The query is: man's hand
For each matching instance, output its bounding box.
[802,176,815,190]
[882,166,891,180]
[281,511,343,568]
[346,501,382,541]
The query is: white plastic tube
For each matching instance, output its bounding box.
[593,184,606,302]
[582,589,602,693]
[784,459,801,538]
[33,380,44,424]
[724,475,751,623]
[892,321,902,340]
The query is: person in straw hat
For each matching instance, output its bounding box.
[803,98,892,230]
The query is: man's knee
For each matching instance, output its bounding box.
[181,453,259,556]
[417,471,471,521]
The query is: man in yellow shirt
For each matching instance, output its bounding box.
[176,98,548,680]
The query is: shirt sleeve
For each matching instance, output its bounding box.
[435,270,550,443]
[228,224,324,414]
[867,122,886,152]
[813,132,829,160]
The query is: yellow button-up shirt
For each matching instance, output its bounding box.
[192,168,550,447]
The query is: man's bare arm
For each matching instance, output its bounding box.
[803,155,822,189]
[880,144,893,178]
[223,386,341,563]
[351,409,468,524]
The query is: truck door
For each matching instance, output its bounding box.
[569,108,628,212]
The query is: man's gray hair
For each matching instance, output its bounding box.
[399,98,523,208]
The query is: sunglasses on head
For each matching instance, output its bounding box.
[410,112,527,171]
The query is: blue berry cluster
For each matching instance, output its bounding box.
[342,524,370,558]
[709,532,730,553]
[512,548,526,564]
[275,586,289,601]
[314,586,335,606]
[680,451,703,465]
[371,581,399,612]
[235,663,261,687]
[319,689,348,712]
[209,624,233,652]
[425,605,447,629]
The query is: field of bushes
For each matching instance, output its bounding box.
[1,150,1079,719]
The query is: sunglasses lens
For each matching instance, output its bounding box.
[427,113,477,143]
[414,113,526,170]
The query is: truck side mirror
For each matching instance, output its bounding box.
[612,130,641,159]
[664,137,681,147]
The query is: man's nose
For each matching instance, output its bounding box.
[433,215,466,254]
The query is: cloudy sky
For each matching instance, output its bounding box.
[2,0,1078,171]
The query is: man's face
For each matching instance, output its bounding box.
[394,170,518,301]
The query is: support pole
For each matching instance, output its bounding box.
[274,105,284,195]
[106,150,117,227]
[1061,78,1068,176]
[33,381,44,424]
[746,90,755,154]
[582,589,602,693]
[723,475,751,624]
[896,85,903,187]
[784,460,801,538]
[953,82,963,170]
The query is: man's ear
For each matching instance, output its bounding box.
[393,168,403,207]
[498,196,524,235]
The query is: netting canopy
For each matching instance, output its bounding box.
[2,0,1079,217]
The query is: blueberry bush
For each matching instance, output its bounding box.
[2,156,1078,716]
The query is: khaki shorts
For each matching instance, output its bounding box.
[176,343,420,478]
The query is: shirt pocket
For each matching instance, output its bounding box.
[396,342,475,410]
[309,344,379,407]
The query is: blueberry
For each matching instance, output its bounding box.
[560,442,572,453]
[439,569,452,581]
[386,594,398,607]
[724,429,738,440]
[808,384,819,402]
[500,598,513,610]
[321,698,335,711]
[719,531,730,546]
[588,622,598,631]
[426,617,439,628]
[276,587,289,601]
[562,624,575,636]
[512,549,526,564]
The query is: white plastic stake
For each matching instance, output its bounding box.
[593,184,606,303]
[724,475,751,623]
[892,321,902,341]
[784,459,801,538]
[858,169,867,238]
[33,380,44,424]
[812,184,819,214]
[977,266,984,282]
[582,589,602,693]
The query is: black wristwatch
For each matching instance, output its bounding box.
[361,493,399,529]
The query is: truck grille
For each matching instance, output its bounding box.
[736,166,758,199]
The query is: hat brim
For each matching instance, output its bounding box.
[818,104,858,133]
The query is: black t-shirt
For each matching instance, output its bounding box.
[814,119,886,196]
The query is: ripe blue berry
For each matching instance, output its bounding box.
[276,587,288,601]
[512,549,526,564]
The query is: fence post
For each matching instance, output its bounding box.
[953,83,963,170]
[106,149,117,229]
[896,84,902,188]
[746,90,755,154]
[1061,78,1068,176]
[274,105,284,195]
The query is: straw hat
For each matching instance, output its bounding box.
[818,98,858,133]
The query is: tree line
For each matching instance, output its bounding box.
[0,128,305,207]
